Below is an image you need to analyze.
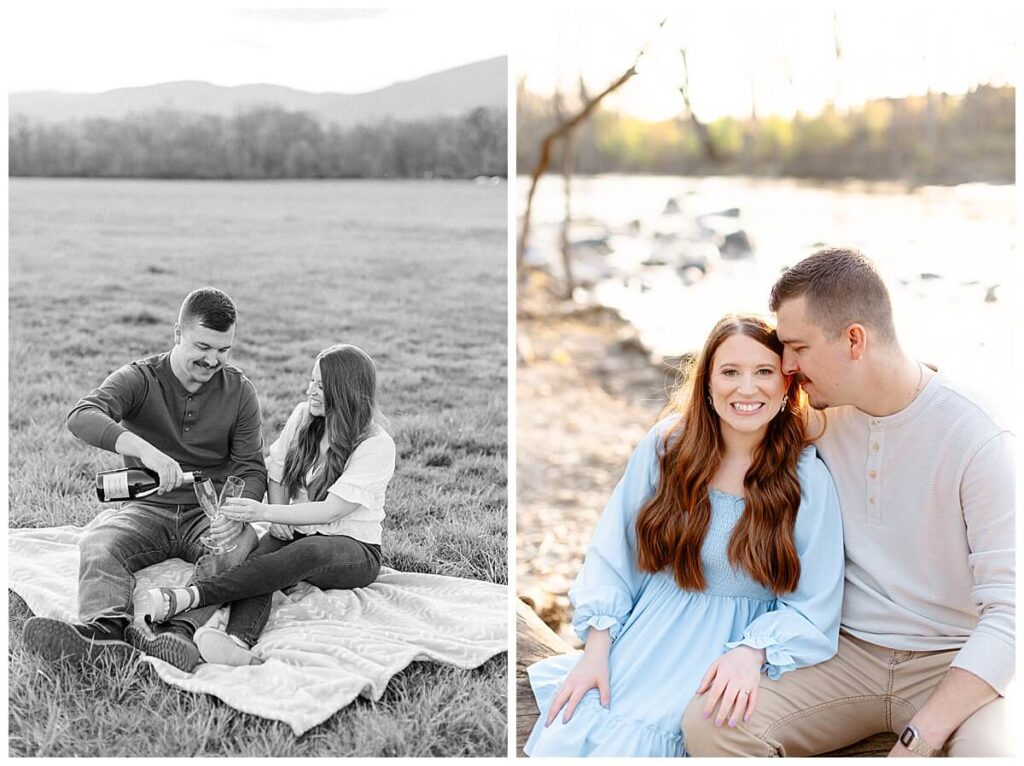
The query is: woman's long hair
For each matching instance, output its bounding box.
[281,344,377,502]
[635,315,807,594]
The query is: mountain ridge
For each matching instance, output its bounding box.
[10,56,507,126]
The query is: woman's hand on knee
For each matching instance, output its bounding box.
[268,523,294,541]
[697,646,764,728]
[545,652,610,727]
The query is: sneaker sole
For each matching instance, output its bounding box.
[23,616,136,665]
[125,623,201,672]
[195,627,261,666]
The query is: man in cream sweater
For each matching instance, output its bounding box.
[683,247,1014,756]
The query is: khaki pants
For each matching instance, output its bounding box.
[682,631,1011,757]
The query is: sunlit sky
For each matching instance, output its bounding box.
[516,1,1017,120]
[6,2,509,94]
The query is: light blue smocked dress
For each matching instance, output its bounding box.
[525,417,844,757]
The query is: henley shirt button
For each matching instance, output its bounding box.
[869,470,877,478]
[869,497,875,504]
[872,443,880,451]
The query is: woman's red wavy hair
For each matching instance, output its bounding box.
[635,314,807,594]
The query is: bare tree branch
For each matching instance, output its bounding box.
[559,129,576,299]
[517,18,667,275]
[678,48,720,162]
[550,87,577,299]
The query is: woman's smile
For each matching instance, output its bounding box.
[729,401,766,415]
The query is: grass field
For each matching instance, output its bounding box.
[7,177,509,757]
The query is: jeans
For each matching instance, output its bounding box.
[193,532,382,647]
[78,500,259,637]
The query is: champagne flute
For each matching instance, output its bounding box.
[195,478,237,554]
[216,475,247,550]
[219,475,245,507]
[194,478,219,516]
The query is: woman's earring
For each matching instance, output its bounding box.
[778,397,788,414]
[706,392,714,408]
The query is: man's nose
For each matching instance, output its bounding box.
[781,350,799,375]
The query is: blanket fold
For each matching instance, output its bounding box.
[8,511,507,735]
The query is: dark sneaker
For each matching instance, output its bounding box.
[23,616,136,664]
[125,620,201,672]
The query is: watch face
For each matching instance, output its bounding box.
[900,727,915,747]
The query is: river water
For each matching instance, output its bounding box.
[521,174,1016,410]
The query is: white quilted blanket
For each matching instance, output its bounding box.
[8,510,508,735]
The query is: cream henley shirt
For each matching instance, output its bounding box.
[810,371,1015,694]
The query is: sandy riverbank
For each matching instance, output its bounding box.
[516,268,675,644]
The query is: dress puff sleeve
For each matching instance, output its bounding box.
[725,446,845,679]
[569,417,675,643]
[266,402,307,485]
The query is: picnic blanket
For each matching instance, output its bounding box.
[8,510,508,735]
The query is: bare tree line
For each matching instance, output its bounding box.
[519,85,1013,183]
[9,106,508,180]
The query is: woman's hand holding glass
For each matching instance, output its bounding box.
[697,645,765,728]
[545,628,612,726]
[219,497,269,523]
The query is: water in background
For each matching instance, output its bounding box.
[522,174,1016,410]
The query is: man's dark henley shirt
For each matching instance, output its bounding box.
[68,351,267,505]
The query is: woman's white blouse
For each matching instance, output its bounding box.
[266,401,396,544]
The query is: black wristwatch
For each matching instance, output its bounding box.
[899,724,940,757]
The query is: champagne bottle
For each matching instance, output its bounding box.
[95,467,203,502]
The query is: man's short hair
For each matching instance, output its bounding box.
[769,247,896,343]
[178,287,236,332]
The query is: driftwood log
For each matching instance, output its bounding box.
[516,599,895,757]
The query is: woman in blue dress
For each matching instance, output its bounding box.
[524,314,844,757]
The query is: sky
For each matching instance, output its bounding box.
[516,1,1018,121]
[6,2,509,94]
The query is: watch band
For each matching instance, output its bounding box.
[899,725,940,757]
